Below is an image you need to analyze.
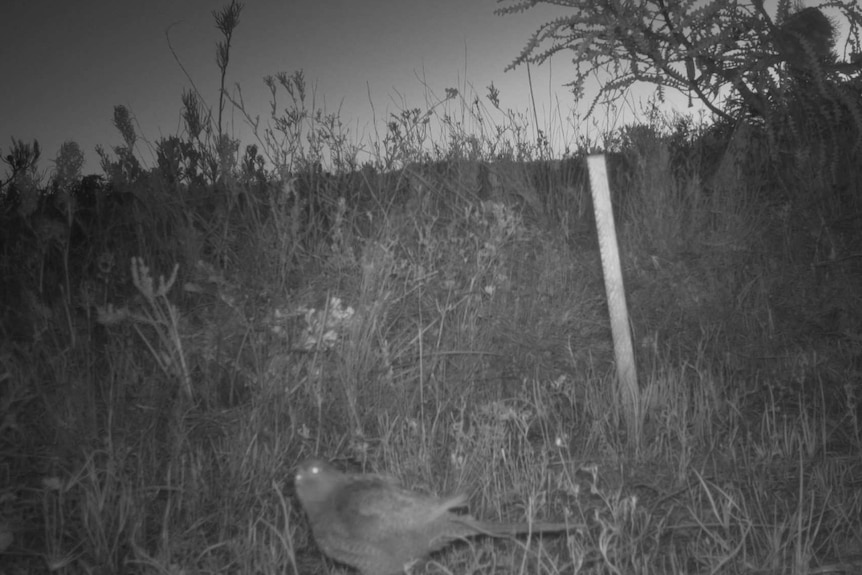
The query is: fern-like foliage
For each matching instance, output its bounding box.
[496,0,862,128]
[749,3,862,185]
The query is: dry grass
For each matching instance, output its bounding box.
[2,37,862,575]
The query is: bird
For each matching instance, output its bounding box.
[294,458,571,575]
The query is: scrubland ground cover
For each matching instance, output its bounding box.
[2,7,862,575]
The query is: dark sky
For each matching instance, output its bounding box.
[1,0,712,174]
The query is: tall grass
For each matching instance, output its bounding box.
[2,15,861,575]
